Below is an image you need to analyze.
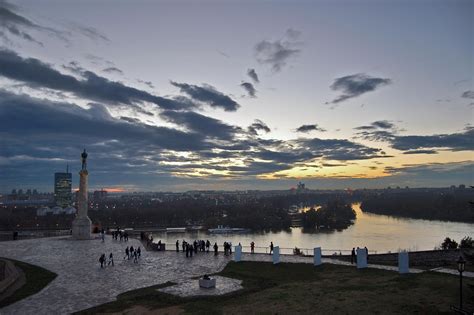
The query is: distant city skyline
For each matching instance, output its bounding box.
[0,0,472,192]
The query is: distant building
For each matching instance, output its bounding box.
[296,181,307,193]
[36,205,76,216]
[93,189,108,202]
[54,171,72,207]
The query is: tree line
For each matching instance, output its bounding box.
[360,189,474,223]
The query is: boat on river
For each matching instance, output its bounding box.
[208,225,250,234]
[166,227,186,233]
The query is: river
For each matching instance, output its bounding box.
[152,203,474,254]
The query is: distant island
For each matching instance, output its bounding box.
[301,200,356,231]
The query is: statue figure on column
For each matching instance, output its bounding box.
[81,149,88,170]
[73,149,92,239]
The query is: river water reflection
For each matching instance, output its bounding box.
[153,203,474,254]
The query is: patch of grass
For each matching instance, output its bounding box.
[0,258,57,308]
[78,262,474,314]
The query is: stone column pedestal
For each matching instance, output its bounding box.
[72,169,91,240]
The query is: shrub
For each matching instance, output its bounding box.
[460,236,474,249]
[441,237,458,250]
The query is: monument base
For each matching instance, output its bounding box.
[72,216,92,240]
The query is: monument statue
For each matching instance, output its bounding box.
[72,149,92,239]
[81,149,88,170]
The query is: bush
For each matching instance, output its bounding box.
[460,236,474,249]
[441,237,458,250]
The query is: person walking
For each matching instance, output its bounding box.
[206,240,210,252]
[270,242,274,254]
[99,254,105,268]
[351,248,356,264]
[124,246,129,260]
[364,246,368,263]
[251,241,255,254]
[137,246,141,258]
[176,240,180,252]
[133,250,138,263]
[108,253,114,266]
[214,242,218,255]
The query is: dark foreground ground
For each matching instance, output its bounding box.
[78,261,474,314]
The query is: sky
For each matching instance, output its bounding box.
[0,0,473,192]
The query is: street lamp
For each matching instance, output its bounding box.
[457,256,466,309]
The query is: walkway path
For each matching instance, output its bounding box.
[0,237,470,314]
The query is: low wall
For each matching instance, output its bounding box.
[0,260,20,294]
[329,249,473,268]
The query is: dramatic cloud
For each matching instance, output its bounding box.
[462,90,474,99]
[248,119,271,135]
[240,82,257,97]
[330,73,391,104]
[297,138,388,161]
[402,150,438,155]
[371,120,395,129]
[0,2,42,45]
[102,67,123,75]
[255,29,301,72]
[322,162,347,167]
[357,123,474,152]
[355,120,396,132]
[0,1,67,45]
[0,49,193,110]
[247,68,259,83]
[0,90,207,152]
[296,124,326,133]
[390,128,474,152]
[159,110,242,140]
[170,81,239,111]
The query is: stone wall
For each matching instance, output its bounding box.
[326,249,474,268]
[0,259,20,294]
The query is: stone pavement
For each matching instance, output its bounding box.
[158,276,243,297]
[0,237,470,314]
[0,236,231,314]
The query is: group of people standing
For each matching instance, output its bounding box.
[174,239,242,257]
[351,246,369,264]
[111,228,129,242]
[124,246,141,263]
[176,239,214,257]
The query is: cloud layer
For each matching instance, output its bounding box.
[330,73,391,104]
[255,29,301,72]
[0,49,194,111]
[240,82,257,97]
[171,81,240,111]
[296,124,326,133]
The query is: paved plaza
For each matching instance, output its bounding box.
[0,236,472,314]
[0,236,231,314]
